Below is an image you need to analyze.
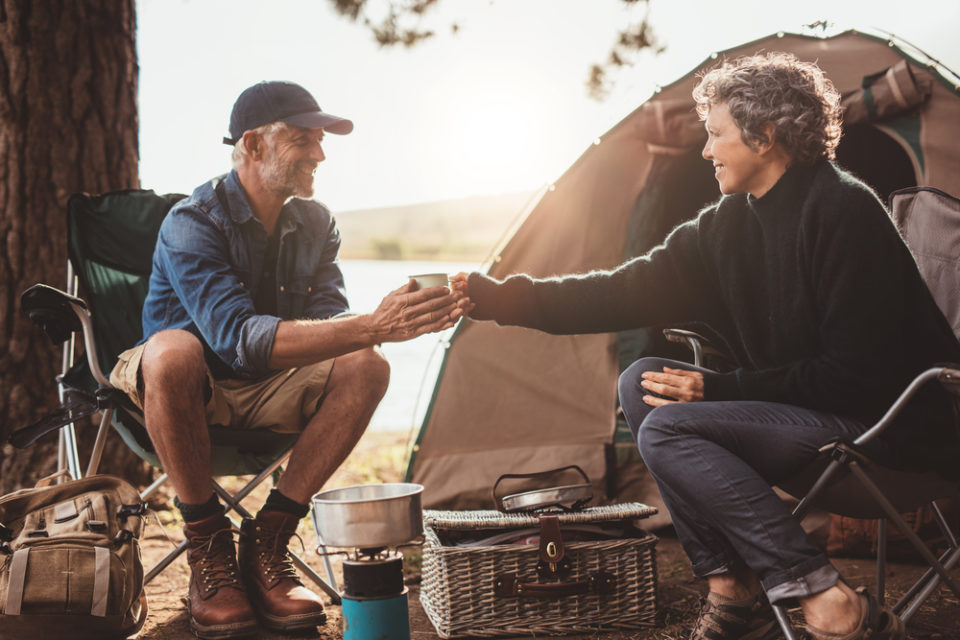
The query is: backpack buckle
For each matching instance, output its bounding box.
[117,503,147,520]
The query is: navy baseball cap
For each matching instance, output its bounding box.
[222,80,354,145]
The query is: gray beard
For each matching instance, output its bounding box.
[260,159,313,199]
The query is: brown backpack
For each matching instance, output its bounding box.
[0,474,147,640]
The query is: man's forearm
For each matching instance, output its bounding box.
[268,315,379,369]
[267,284,461,369]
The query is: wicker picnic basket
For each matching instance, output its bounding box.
[420,503,659,638]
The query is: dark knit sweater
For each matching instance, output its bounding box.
[469,160,960,474]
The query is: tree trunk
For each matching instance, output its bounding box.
[0,0,151,493]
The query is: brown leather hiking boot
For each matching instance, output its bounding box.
[238,510,326,631]
[184,512,258,639]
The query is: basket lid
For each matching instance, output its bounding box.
[423,502,657,530]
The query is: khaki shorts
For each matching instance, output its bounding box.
[109,343,334,433]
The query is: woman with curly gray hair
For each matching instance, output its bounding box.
[452,53,960,640]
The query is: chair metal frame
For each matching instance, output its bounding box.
[40,262,342,603]
[667,329,960,638]
[771,366,960,639]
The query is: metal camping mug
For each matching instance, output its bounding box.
[408,273,449,291]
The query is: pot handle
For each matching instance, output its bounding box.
[493,571,614,599]
[491,465,590,511]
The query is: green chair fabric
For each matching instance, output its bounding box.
[64,189,298,476]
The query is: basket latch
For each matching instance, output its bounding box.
[536,515,571,579]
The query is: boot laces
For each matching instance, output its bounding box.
[255,523,305,583]
[189,527,242,592]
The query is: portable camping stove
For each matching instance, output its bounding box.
[340,546,410,640]
[311,483,424,640]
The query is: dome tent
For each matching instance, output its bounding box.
[406,28,960,525]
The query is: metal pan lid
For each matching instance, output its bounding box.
[500,483,593,513]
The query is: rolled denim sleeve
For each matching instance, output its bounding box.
[235,314,280,375]
[152,206,277,377]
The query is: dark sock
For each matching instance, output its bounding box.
[262,488,309,519]
[175,493,223,523]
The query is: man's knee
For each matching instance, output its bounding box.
[333,346,390,398]
[142,330,206,388]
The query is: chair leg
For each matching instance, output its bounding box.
[57,418,83,481]
[791,459,846,520]
[876,517,887,605]
[772,603,800,640]
[291,550,342,604]
[848,464,960,603]
[85,407,114,477]
[892,499,960,621]
[895,542,960,621]
[930,500,958,547]
[140,472,169,501]
[145,538,189,584]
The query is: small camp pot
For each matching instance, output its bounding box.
[312,483,424,549]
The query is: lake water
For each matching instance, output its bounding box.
[339,259,481,434]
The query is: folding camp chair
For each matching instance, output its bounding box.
[15,189,340,603]
[665,186,960,638]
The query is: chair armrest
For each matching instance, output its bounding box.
[854,366,955,445]
[662,328,735,369]
[19,283,112,388]
[938,367,960,396]
[20,283,87,344]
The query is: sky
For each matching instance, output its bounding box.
[136,0,960,213]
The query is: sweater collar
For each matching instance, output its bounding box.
[746,160,822,218]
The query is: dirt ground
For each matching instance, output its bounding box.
[136,431,960,640]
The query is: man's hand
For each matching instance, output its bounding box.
[369,280,462,342]
[449,272,475,316]
[640,367,705,407]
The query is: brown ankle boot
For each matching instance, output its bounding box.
[238,510,326,631]
[184,512,258,639]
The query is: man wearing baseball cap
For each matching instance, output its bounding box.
[109,81,462,638]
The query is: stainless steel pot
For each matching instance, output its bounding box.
[311,483,424,549]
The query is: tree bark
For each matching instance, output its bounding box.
[0,0,150,492]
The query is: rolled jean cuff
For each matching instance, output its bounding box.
[691,556,735,579]
[763,558,839,604]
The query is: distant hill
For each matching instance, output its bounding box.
[333,190,538,261]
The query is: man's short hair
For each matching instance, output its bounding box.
[693,52,842,163]
[231,121,290,168]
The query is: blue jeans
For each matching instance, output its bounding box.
[619,357,870,603]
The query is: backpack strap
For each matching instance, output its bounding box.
[91,546,110,616]
[4,548,29,615]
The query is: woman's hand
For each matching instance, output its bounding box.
[449,272,475,316]
[640,367,705,407]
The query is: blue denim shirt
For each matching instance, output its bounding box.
[141,170,350,379]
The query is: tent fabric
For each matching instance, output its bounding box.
[407,29,960,521]
[890,187,960,340]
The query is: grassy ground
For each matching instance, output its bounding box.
[137,430,960,640]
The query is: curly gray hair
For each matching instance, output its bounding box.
[693,52,842,163]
